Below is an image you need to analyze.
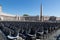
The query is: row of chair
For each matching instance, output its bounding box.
[0,22,59,40]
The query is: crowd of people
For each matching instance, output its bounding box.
[0,21,59,40]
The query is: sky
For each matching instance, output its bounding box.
[0,0,60,17]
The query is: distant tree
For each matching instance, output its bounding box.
[23,14,29,16]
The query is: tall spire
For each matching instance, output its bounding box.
[40,3,42,22]
[0,5,2,12]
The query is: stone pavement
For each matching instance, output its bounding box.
[0,30,7,40]
[45,29,60,40]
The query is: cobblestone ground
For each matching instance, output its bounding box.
[45,29,60,40]
[0,34,4,40]
[0,30,7,40]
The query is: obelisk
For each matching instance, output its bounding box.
[0,5,2,12]
[40,3,42,22]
